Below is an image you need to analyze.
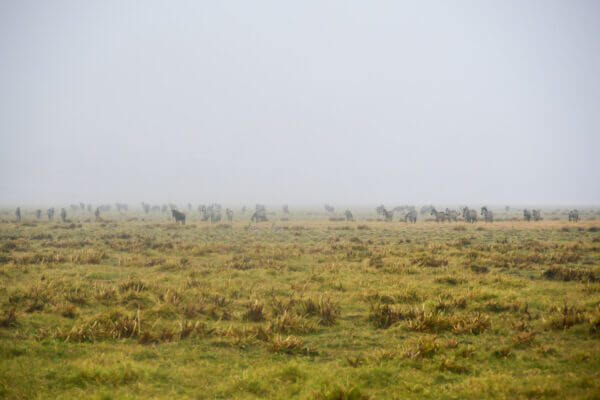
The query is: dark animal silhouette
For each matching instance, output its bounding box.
[344,210,354,221]
[481,206,493,223]
[171,209,186,225]
[462,207,477,223]
[47,208,55,221]
[568,209,580,222]
[376,205,393,221]
[15,207,21,221]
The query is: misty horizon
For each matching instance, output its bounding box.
[1,1,599,206]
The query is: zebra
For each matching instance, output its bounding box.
[480,206,493,222]
[404,209,417,223]
[47,208,55,221]
[60,208,67,223]
[568,209,580,222]
[445,208,459,222]
[15,207,21,222]
[532,209,542,221]
[523,209,531,221]
[462,207,477,223]
[171,209,186,225]
[35,209,42,220]
[251,204,268,222]
[344,210,354,221]
[376,205,394,222]
[430,207,447,223]
[226,208,233,222]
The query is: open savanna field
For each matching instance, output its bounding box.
[1,215,600,399]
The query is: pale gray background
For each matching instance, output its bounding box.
[1,1,598,206]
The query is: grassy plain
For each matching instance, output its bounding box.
[1,215,599,399]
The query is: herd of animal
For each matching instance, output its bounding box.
[9,204,584,225]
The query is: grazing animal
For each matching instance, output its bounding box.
[523,209,532,221]
[324,204,335,214]
[47,208,55,221]
[94,208,101,221]
[251,204,268,222]
[226,208,233,222]
[462,207,478,223]
[404,209,417,223]
[481,206,493,223]
[532,209,542,221]
[15,207,21,221]
[568,209,580,222]
[445,208,459,222]
[344,210,354,221]
[430,207,447,223]
[60,208,67,222]
[171,209,186,225]
[376,205,394,222]
[35,209,42,219]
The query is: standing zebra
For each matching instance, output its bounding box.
[226,208,233,222]
[376,205,394,222]
[47,208,55,221]
[445,208,459,222]
[35,209,42,219]
[532,209,542,221]
[523,209,532,222]
[568,209,580,222]
[462,207,477,223]
[404,209,417,223]
[344,210,354,221]
[480,206,493,223]
[430,207,447,223]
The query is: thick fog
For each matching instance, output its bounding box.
[1,1,599,206]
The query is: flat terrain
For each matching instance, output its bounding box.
[1,216,599,399]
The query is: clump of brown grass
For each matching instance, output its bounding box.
[542,266,596,282]
[0,308,17,327]
[402,335,440,359]
[268,311,318,334]
[544,303,586,330]
[368,303,416,329]
[243,300,265,322]
[452,313,491,334]
[269,335,312,355]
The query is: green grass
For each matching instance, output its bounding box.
[0,215,599,399]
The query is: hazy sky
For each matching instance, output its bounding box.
[1,1,599,206]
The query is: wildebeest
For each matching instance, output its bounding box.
[523,209,532,221]
[376,205,394,222]
[60,208,67,222]
[47,208,55,221]
[251,204,268,222]
[95,207,101,221]
[171,209,186,225]
[462,207,477,223]
[568,209,580,222]
[35,209,42,219]
[532,209,542,221]
[344,210,354,221]
[430,207,447,223]
[481,206,493,222]
[226,208,233,222]
[324,204,335,213]
[404,209,417,223]
[15,207,21,221]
